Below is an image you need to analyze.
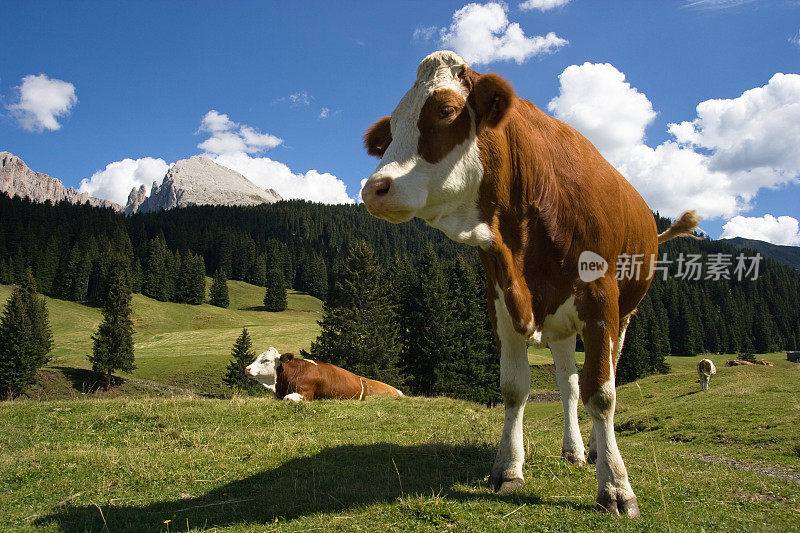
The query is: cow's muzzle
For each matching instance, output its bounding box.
[361,176,392,207]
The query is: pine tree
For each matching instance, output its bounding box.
[209,269,229,308]
[0,269,53,397]
[176,252,205,305]
[251,253,267,287]
[21,269,53,371]
[190,254,206,305]
[130,258,143,293]
[223,327,260,393]
[143,235,169,301]
[263,268,287,312]
[433,255,500,404]
[310,241,404,386]
[0,285,32,397]
[301,252,328,300]
[752,301,776,354]
[617,310,649,385]
[399,243,458,395]
[88,267,135,388]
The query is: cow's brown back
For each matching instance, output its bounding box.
[276,358,401,401]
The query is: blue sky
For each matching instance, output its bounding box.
[2,0,799,243]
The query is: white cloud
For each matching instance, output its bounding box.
[519,0,570,11]
[319,107,330,119]
[682,0,757,9]
[289,91,312,107]
[438,2,568,65]
[7,74,77,132]
[414,26,437,40]
[78,157,169,206]
[721,215,800,246]
[197,111,354,204]
[548,64,800,220]
[791,29,800,46]
[197,110,283,155]
[211,152,354,205]
[548,63,655,160]
[668,73,800,176]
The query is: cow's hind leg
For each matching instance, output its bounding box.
[587,425,597,464]
[550,334,585,465]
[488,296,531,494]
[580,289,639,517]
[283,393,304,402]
[589,314,630,464]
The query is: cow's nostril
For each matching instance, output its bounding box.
[376,183,390,197]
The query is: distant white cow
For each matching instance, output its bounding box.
[697,359,716,391]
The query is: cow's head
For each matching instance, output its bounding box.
[361,50,515,231]
[245,347,294,392]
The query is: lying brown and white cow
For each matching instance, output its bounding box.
[697,358,716,391]
[360,51,700,517]
[245,347,403,401]
[725,359,755,367]
[757,359,774,366]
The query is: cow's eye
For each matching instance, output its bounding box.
[439,106,455,119]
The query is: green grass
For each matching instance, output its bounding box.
[1,355,798,532]
[2,282,799,531]
[0,281,323,395]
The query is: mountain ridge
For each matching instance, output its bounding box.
[719,237,800,270]
[0,151,121,210]
[125,156,282,214]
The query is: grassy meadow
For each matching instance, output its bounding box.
[0,280,322,396]
[1,282,799,531]
[0,355,798,532]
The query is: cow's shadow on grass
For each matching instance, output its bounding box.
[37,442,592,531]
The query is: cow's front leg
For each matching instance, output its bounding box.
[550,334,585,465]
[489,299,530,493]
[580,289,639,517]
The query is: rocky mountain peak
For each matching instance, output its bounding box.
[126,156,282,215]
[0,151,121,210]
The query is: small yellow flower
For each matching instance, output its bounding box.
[164,519,171,524]
[274,517,279,523]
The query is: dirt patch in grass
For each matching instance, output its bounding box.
[15,368,193,401]
[678,452,800,483]
[528,392,560,402]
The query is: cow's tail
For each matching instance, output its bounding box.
[658,210,702,244]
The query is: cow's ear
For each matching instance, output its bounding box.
[280,353,295,363]
[470,73,515,130]
[363,116,392,158]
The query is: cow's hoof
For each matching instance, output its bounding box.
[586,449,597,465]
[596,489,640,518]
[489,470,525,494]
[562,449,586,466]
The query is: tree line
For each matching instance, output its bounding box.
[1,192,799,390]
[225,241,501,405]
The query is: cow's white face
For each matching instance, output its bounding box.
[245,347,281,392]
[361,51,515,248]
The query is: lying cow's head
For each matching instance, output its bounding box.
[245,347,294,392]
[361,50,515,241]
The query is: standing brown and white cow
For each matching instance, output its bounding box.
[697,358,717,391]
[360,51,699,517]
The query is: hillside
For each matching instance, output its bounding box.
[720,237,800,270]
[0,280,322,396]
[1,354,797,531]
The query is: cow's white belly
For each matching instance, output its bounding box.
[527,295,585,348]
